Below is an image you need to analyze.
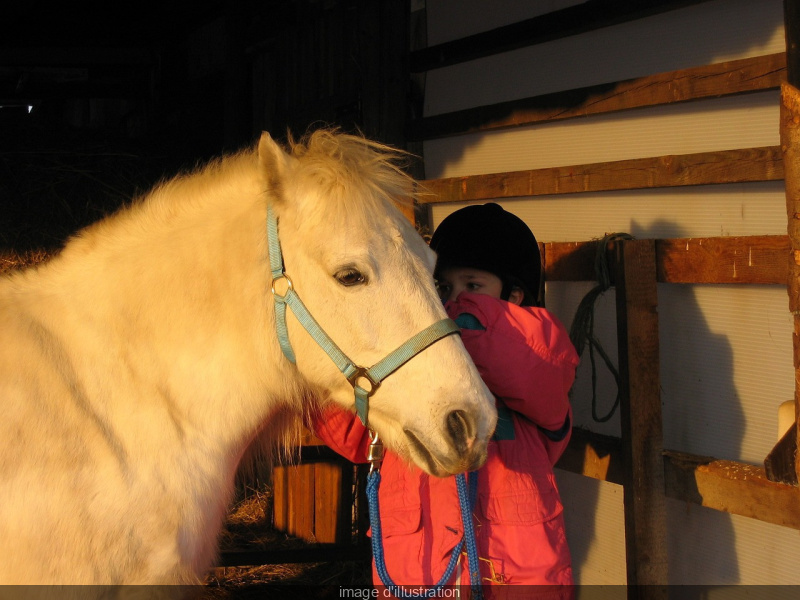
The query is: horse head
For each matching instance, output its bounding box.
[258,130,497,477]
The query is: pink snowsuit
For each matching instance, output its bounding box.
[310,293,579,598]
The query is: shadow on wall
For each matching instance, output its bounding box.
[420,0,784,179]
[556,218,742,588]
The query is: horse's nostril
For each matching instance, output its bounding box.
[446,409,475,454]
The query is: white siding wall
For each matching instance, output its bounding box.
[422,0,799,587]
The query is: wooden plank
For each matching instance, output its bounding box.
[664,451,800,530]
[313,461,344,544]
[409,0,711,72]
[409,53,786,141]
[614,239,668,587]
[271,465,289,533]
[272,440,355,544]
[420,147,784,203]
[655,236,789,284]
[558,430,800,530]
[543,236,789,284]
[287,463,315,541]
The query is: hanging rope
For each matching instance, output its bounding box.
[568,232,634,423]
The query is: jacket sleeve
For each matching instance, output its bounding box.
[445,293,579,434]
[306,404,371,464]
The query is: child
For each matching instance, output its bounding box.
[309,203,579,597]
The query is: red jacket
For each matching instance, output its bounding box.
[310,293,579,595]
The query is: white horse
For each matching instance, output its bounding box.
[0,130,497,587]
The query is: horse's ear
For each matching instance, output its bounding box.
[258,132,294,204]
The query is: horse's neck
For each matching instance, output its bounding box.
[22,160,298,462]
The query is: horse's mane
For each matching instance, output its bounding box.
[284,129,419,224]
[119,129,419,236]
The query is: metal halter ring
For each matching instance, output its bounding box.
[271,274,294,299]
[347,366,381,396]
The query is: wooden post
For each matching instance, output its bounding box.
[614,239,668,595]
[783,0,800,485]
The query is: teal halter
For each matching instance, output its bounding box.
[267,204,460,427]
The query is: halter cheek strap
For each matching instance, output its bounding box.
[267,204,460,427]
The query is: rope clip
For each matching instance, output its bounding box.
[367,430,384,474]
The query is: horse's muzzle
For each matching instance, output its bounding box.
[404,409,489,477]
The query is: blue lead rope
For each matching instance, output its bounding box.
[367,470,483,599]
[457,472,482,597]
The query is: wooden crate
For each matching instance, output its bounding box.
[271,431,362,545]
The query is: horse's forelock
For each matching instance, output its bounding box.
[288,129,417,223]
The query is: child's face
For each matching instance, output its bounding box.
[436,266,521,304]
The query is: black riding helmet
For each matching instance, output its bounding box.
[430,203,542,307]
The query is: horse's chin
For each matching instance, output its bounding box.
[403,428,488,478]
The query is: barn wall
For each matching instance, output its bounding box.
[422,0,799,588]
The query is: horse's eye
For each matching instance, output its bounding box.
[335,268,367,287]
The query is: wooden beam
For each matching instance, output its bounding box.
[655,236,789,284]
[409,0,712,72]
[664,451,800,529]
[557,432,800,530]
[409,53,785,141]
[420,147,784,203]
[543,236,789,284]
[614,239,668,587]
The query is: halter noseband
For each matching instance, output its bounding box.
[267,204,460,427]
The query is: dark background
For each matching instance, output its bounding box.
[1,0,415,253]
